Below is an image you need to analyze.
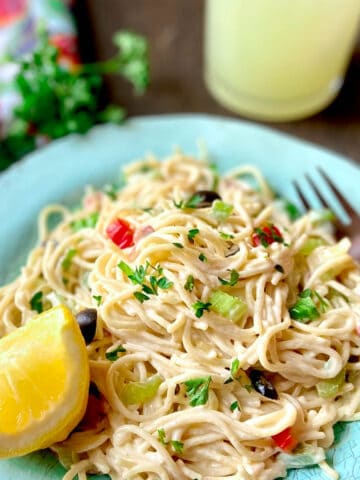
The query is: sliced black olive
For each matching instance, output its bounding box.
[76,308,97,344]
[248,369,278,399]
[225,242,240,257]
[194,190,221,208]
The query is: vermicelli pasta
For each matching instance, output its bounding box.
[1,152,360,480]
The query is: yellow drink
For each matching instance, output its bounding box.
[204,0,360,121]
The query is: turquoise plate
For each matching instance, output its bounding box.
[0,114,359,479]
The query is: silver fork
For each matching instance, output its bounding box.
[293,167,360,261]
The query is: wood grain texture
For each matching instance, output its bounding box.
[74,0,360,165]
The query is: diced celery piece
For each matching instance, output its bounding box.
[211,200,233,222]
[209,290,247,325]
[316,369,345,399]
[299,237,326,256]
[120,374,162,405]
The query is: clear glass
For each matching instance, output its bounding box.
[204,0,360,122]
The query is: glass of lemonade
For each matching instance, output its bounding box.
[204,0,360,121]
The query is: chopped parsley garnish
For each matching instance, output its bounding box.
[171,440,184,454]
[157,428,167,444]
[119,260,173,302]
[187,228,200,242]
[274,264,284,273]
[198,253,207,262]
[284,201,301,221]
[70,212,99,232]
[92,295,103,306]
[172,242,184,249]
[184,376,211,406]
[219,231,235,240]
[173,193,205,209]
[230,358,240,377]
[230,400,240,412]
[218,269,239,286]
[192,301,212,318]
[133,291,150,303]
[184,275,195,292]
[157,429,184,454]
[30,291,43,314]
[105,345,126,361]
[61,248,77,271]
[289,289,326,322]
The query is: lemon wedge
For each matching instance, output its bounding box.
[0,305,89,458]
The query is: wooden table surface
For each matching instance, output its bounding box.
[76,0,360,167]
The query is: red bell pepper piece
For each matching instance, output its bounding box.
[252,224,284,247]
[106,218,135,249]
[271,427,298,452]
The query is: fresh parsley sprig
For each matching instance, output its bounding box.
[184,376,212,406]
[0,30,149,170]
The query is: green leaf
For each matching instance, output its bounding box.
[187,228,200,242]
[134,291,150,303]
[230,400,240,411]
[289,289,320,322]
[105,345,126,361]
[219,231,234,240]
[157,428,167,445]
[284,201,301,221]
[192,301,212,318]
[170,440,184,454]
[184,275,194,292]
[30,291,43,314]
[173,242,184,249]
[61,248,77,271]
[218,269,239,286]
[184,376,211,406]
[157,277,173,290]
[198,253,207,262]
[92,295,102,306]
[70,212,99,232]
[97,104,126,124]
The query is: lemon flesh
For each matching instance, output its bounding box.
[0,305,89,458]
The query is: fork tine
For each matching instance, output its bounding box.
[318,167,357,218]
[305,173,328,208]
[293,180,311,210]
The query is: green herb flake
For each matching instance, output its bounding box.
[157,428,167,444]
[133,291,150,303]
[105,345,126,361]
[184,275,195,292]
[289,289,320,322]
[230,358,240,377]
[184,376,212,406]
[70,212,99,232]
[61,248,77,271]
[92,295,103,306]
[30,291,43,314]
[187,228,200,242]
[284,201,301,221]
[219,231,235,240]
[198,253,207,262]
[173,193,205,210]
[157,277,174,290]
[192,301,212,318]
[173,242,184,249]
[219,269,239,286]
[230,400,240,412]
[171,440,184,454]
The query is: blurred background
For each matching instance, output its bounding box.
[74,0,360,163]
